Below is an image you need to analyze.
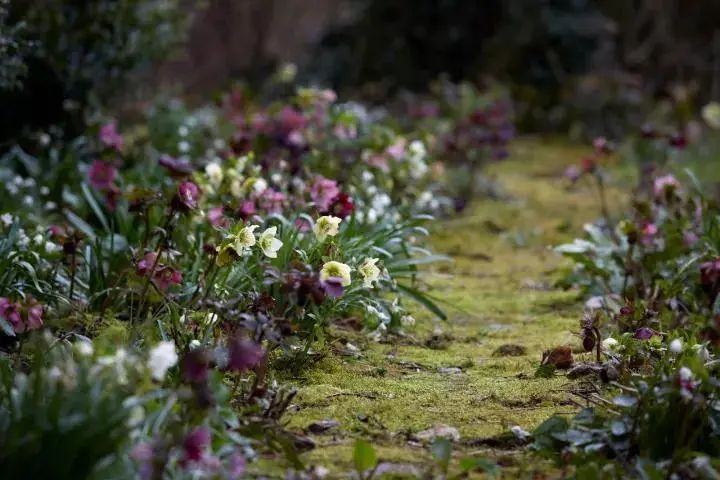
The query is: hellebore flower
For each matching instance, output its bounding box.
[310,176,340,212]
[634,327,657,340]
[148,341,178,381]
[24,295,44,331]
[328,192,354,219]
[182,427,211,463]
[0,297,23,333]
[237,200,257,220]
[204,162,223,187]
[320,261,351,286]
[321,276,345,298]
[258,226,283,258]
[564,165,581,183]
[226,337,264,372]
[259,188,286,214]
[234,224,258,251]
[174,181,201,211]
[182,349,211,384]
[207,207,229,228]
[313,215,341,242]
[159,154,193,177]
[99,120,124,151]
[702,102,720,129]
[88,160,116,190]
[358,257,381,288]
[653,174,679,198]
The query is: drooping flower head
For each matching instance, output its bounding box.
[226,336,264,372]
[88,160,116,190]
[174,181,201,211]
[320,261,351,287]
[313,215,341,242]
[653,174,680,200]
[258,226,283,258]
[321,276,345,298]
[99,120,124,151]
[358,257,381,288]
[328,192,354,219]
[148,341,178,381]
[182,427,211,463]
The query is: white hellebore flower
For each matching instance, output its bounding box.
[669,338,684,354]
[234,225,258,251]
[205,162,224,186]
[313,215,342,242]
[358,257,381,288]
[148,341,178,381]
[320,261,352,286]
[601,337,618,351]
[258,226,283,258]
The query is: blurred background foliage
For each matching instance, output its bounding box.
[3,0,720,146]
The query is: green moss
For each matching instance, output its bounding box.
[279,138,626,475]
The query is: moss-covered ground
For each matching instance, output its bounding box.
[276,138,626,477]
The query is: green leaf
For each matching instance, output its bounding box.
[81,182,110,233]
[456,457,500,478]
[353,439,377,475]
[396,283,447,320]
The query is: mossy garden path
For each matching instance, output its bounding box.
[278,139,624,476]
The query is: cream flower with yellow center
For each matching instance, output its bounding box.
[358,257,381,288]
[313,215,341,242]
[320,261,352,286]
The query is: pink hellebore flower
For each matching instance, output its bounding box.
[386,139,406,160]
[310,176,340,212]
[207,207,229,228]
[88,160,116,190]
[653,174,680,198]
[174,181,201,211]
[100,120,124,151]
[259,188,286,214]
[0,297,23,333]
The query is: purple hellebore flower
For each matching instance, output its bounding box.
[634,327,657,340]
[226,337,264,372]
[310,176,340,212]
[321,276,345,298]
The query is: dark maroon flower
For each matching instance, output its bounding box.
[99,121,124,151]
[105,187,120,212]
[226,337,264,372]
[640,123,657,139]
[182,349,211,384]
[88,160,116,190]
[174,181,201,211]
[182,427,211,463]
[328,192,354,219]
[700,258,720,302]
[634,327,657,340]
[321,276,345,298]
[159,154,193,177]
[580,157,596,174]
[669,132,687,149]
[619,306,634,316]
